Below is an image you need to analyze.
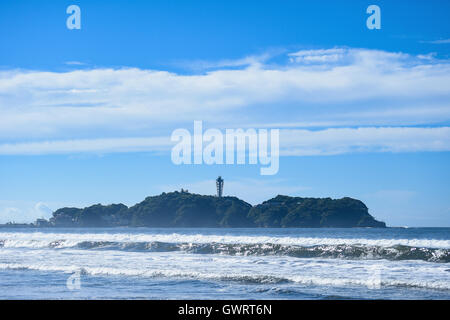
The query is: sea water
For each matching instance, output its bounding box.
[0,227,449,299]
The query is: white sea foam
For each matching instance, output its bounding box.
[1,232,449,249]
[0,261,448,291]
[1,230,449,298]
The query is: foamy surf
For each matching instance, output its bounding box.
[1,239,448,262]
[1,232,449,249]
[0,262,448,291]
[1,227,449,299]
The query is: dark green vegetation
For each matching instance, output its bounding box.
[248,195,386,228]
[37,191,386,228]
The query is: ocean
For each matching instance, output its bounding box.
[0,227,449,300]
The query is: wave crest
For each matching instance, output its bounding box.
[0,262,448,291]
[2,239,447,262]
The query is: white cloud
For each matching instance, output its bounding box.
[0,201,54,223]
[0,207,21,223]
[422,39,450,44]
[280,127,450,156]
[181,51,277,70]
[65,61,87,66]
[0,126,448,156]
[34,202,54,216]
[0,137,170,155]
[288,48,347,63]
[0,47,449,156]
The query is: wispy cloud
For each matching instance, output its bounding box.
[421,39,450,44]
[0,201,54,223]
[65,61,87,66]
[0,137,170,155]
[0,127,448,156]
[280,127,450,156]
[288,48,347,63]
[179,51,278,70]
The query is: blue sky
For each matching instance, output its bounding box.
[0,0,449,226]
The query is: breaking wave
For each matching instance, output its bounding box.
[1,238,448,262]
[0,232,449,248]
[0,262,448,291]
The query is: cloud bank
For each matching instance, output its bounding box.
[0,47,449,156]
[0,127,448,156]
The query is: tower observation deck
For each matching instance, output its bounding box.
[216,176,224,197]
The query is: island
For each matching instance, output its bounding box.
[28,191,386,228]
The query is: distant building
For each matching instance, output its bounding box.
[216,176,224,197]
[35,218,50,227]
